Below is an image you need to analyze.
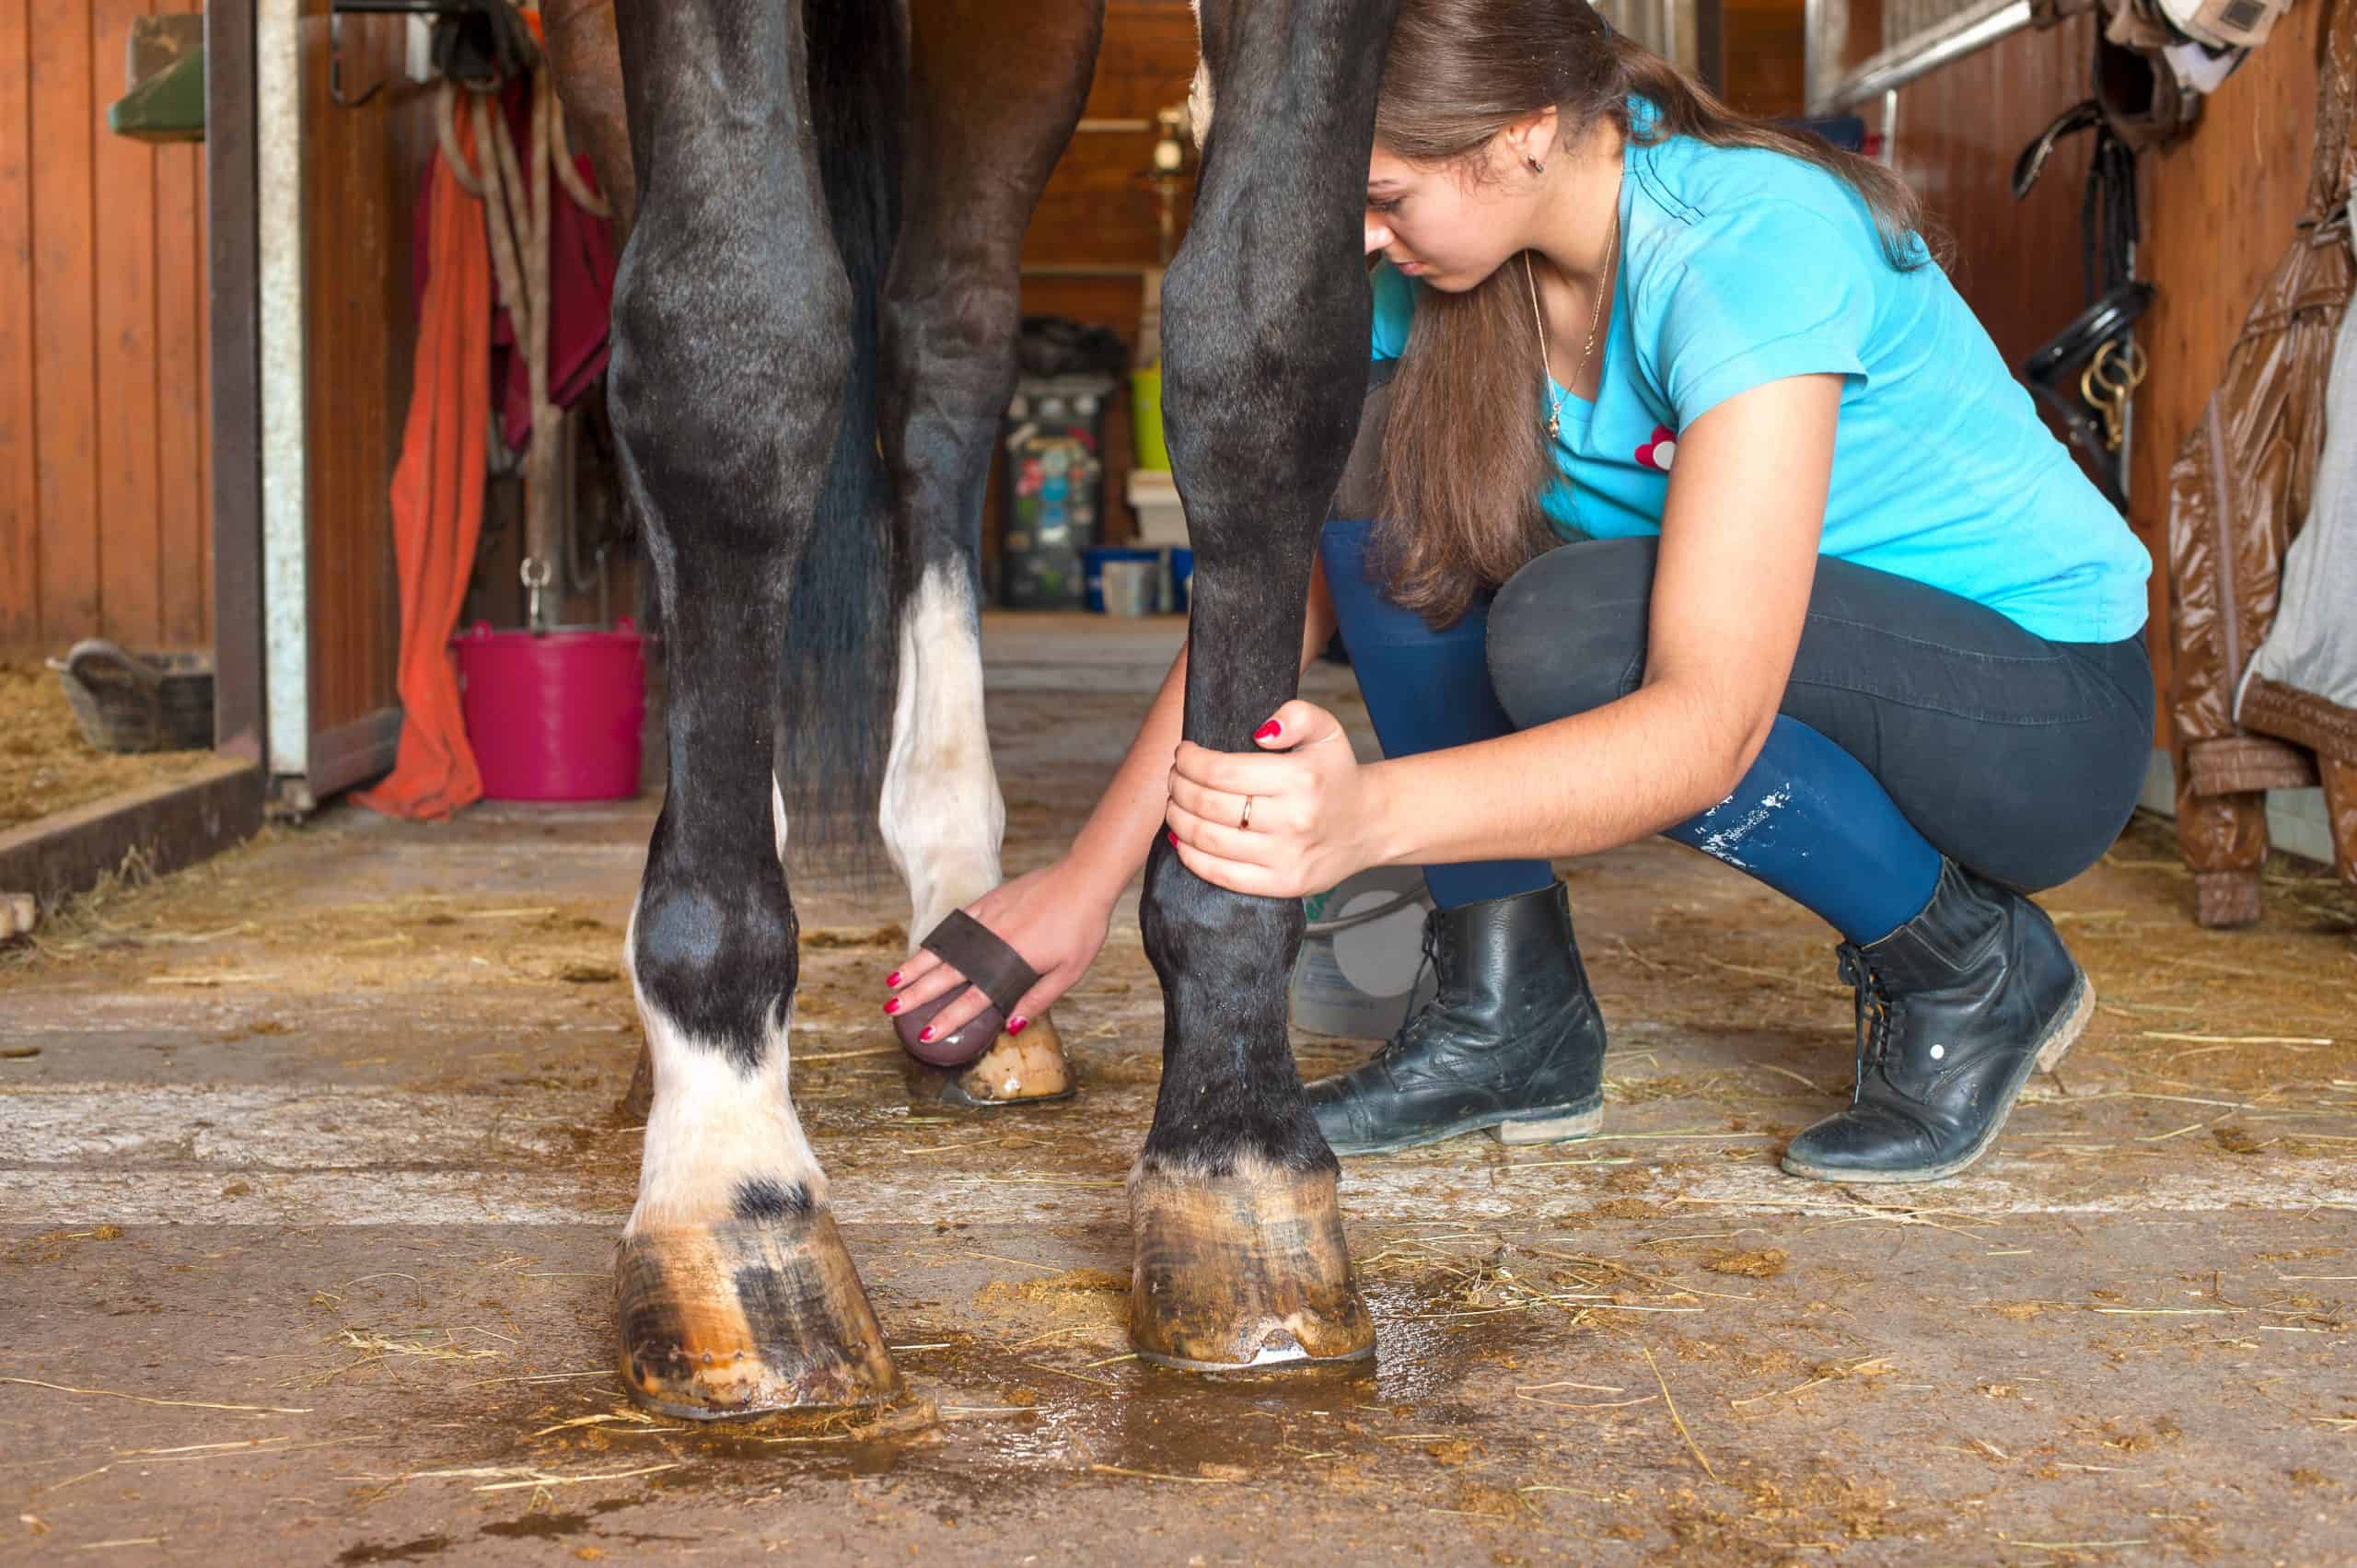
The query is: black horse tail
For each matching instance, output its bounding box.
[779,0,905,856]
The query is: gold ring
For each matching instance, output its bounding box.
[1240,795,1255,830]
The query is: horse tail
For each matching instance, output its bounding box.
[779,0,905,855]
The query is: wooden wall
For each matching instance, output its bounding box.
[0,0,211,660]
[1723,0,1811,117]
[986,0,1202,572]
[1886,17,2096,369]
[2127,0,2330,727]
[297,6,429,741]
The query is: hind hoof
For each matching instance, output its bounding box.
[1128,1158,1374,1371]
[616,1209,900,1417]
[904,1013,1075,1109]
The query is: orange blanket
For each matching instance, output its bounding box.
[355,115,492,822]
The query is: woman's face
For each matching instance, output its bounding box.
[1364,139,1527,290]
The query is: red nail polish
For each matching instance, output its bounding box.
[883,998,900,1015]
[1255,720,1282,740]
[1167,830,1178,846]
[918,1026,935,1043]
[1008,1016,1029,1036]
[887,970,902,988]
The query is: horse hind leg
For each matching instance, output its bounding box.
[876,0,1106,1108]
[606,0,895,1416]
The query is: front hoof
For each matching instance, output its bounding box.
[904,1012,1075,1109]
[1128,1159,1374,1370]
[616,1210,900,1418]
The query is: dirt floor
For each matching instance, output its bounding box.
[0,662,220,831]
[3,615,2355,1564]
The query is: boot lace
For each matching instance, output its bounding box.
[1836,942,1894,1101]
[1379,916,1446,1061]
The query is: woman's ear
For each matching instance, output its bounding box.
[1506,107,1561,171]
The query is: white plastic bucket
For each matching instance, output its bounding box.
[1289,864,1439,1039]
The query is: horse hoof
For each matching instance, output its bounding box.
[1128,1157,1374,1370]
[903,1012,1075,1109]
[616,1209,900,1417]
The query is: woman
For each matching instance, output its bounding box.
[885,0,2154,1184]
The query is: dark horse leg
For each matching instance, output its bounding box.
[875,0,1106,1106]
[1129,0,1402,1368]
[605,0,897,1415]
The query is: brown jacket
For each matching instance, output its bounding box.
[2165,0,2357,923]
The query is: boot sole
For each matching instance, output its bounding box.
[1780,971,2093,1185]
[1323,1096,1604,1158]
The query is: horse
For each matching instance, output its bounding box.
[540,0,1405,1413]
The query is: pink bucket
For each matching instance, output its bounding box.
[453,620,647,802]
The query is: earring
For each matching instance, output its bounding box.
[1527,155,1545,174]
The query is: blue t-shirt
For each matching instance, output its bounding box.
[1370,110,2151,644]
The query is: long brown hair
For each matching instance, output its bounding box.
[1371,0,1945,624]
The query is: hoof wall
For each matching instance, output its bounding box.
[617,1209,899,1417]
[1129,1159,1374,1370]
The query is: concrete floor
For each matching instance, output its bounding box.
[4,614,2355,1565]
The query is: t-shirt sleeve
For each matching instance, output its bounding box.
[1639,200,1874,425]
[1369,259,1416,362]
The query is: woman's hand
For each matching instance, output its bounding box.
[1165,700,1390,900]
[882,860,1116,1043]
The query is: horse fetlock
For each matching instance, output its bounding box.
[628,877,795,1065]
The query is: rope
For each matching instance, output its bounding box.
[435,64,587,629]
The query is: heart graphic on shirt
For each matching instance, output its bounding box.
[1636,424,1678,472]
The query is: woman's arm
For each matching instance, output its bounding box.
[1063,552,1341,900]
[1165,377,1840,894]
[884,552,1341,1031]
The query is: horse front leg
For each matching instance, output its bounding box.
[606,0,895,1415]
[1129,0,1401,1370]
[874,0,1105,1105]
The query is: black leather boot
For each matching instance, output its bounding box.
[1782,859,2093,1184]
[1306,881,1608,1156]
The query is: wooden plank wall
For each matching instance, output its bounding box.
[2127,0,2330,728]
[986,0,1201,574]
[297,6,431,738]
[0,0,210,660]
[1723,0,1811,116]
[1887,18,2096,370]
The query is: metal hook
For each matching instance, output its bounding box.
[329,10,388,108]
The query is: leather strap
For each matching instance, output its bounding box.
[2013,99,2105,201]
[917,910,1041,1019]
[2021,280,2153,509]
[2023,281,2154,388]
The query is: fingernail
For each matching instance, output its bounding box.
[918,1026,935,1043]
[1008,1016,1030,1035]
[1255,720,1282,740]
[883,998,901,1015]
[887,970,902,988]
[1167,829,1178,846]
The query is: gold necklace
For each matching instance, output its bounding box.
[1524,207,1620,442]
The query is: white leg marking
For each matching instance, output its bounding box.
[772,772,789,867]
[1185,2,1214,149]
[621,898,823,1237]
[879,564,1006,952]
